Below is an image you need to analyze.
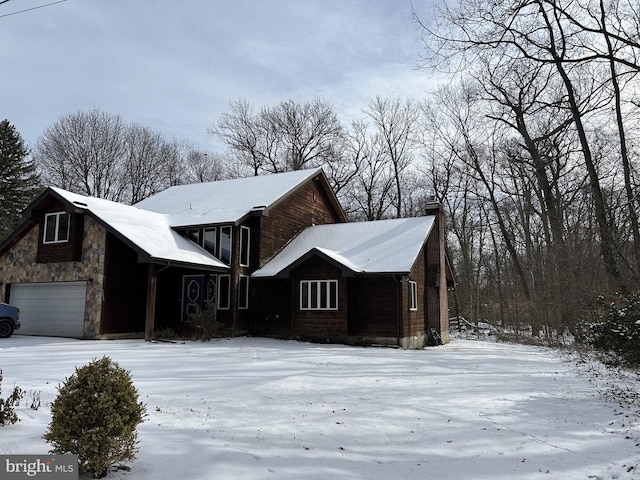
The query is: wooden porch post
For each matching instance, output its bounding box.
[145,263,158,342]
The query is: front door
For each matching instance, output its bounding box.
[181,275,217,321]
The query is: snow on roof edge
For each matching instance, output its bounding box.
[49,187,228,269]
[252,216,436,278]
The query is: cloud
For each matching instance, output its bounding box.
[0,0,437,151]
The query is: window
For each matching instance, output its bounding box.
[218,274,230,310]
[239,226,250,267]
[409,281,418,311]
[300,280,338,310]
[43,212,70,243]
[203,227,217,255]
[186,229,200,244]
[220,226,232,264]
[238,275,249,309]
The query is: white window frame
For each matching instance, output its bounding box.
[300,280,338,311]
[409,281,418,311]
[43,212,70,244]
[239,226,250,267]
[217,274,231,310]
[238,275,249,309]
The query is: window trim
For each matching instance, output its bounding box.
[239,226,250,267]
[238,275,249,309]
[43,212,70,244]
[409,280,418,311]
[300,280,338,311]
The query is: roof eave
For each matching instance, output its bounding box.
[254,247,360,279]
[140,254,229,272]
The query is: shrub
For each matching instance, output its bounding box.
[186,302,228,340]
[43,356,146,478]
[0,369,24,426]
[584,293,640,366]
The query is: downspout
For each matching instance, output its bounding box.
[157,261,171,275]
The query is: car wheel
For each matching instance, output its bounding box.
[0,320,13,338]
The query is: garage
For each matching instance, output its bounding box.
[10,282,87,338]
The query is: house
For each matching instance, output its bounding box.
[0,168,452,348]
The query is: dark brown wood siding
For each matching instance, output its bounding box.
[101,233,147,334]
[349,276,399,337]
[36,209,84,263]
[258,177,344,267]
[405,246,427,338]
[252,279,292,337]
[290,256,348,338]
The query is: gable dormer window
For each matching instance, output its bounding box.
[43,212,70,244]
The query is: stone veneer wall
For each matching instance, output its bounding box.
[0,217,106,338]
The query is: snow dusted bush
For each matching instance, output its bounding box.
[0,369,24,426]
[584,293,640,366]
[43,356,146,478]
[186,301,230,340]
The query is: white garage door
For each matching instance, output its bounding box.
[10,282,87,338]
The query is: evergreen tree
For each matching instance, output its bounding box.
[0,119,40,241]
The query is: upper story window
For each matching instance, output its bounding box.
[409,281,418,311]
[186,229,200,244]
[300,280,338,310]
[220,226,232,264]
[183,226,231,264]
[43,212,70,244]
[203,227,217,255]
[240,226,250,267]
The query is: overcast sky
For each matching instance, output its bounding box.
[1,0,439,152]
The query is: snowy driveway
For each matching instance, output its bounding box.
[0,336,638,479]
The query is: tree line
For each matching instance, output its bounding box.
[2,0,639,343]
[416,0,640,340]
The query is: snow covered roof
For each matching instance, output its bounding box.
[134,168,326,227]
[49,188,228,270]
[252,216,436,278]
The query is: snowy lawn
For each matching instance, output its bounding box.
[1,336,639,480]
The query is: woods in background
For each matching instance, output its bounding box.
[3,0,639,344]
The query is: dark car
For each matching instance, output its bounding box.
[0,302,20,338]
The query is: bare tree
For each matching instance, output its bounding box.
[34,108,206,204]
[211,98,346,174]
[341,120,395,221]
[265,99,344,172]
[364,97,421,218]
[122,123,183,204]
[416,0,637,290]
[209,99,264,176]
[183,148,230,183]
[35,108,126,200]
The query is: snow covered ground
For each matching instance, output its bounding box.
[1,336,639,479]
